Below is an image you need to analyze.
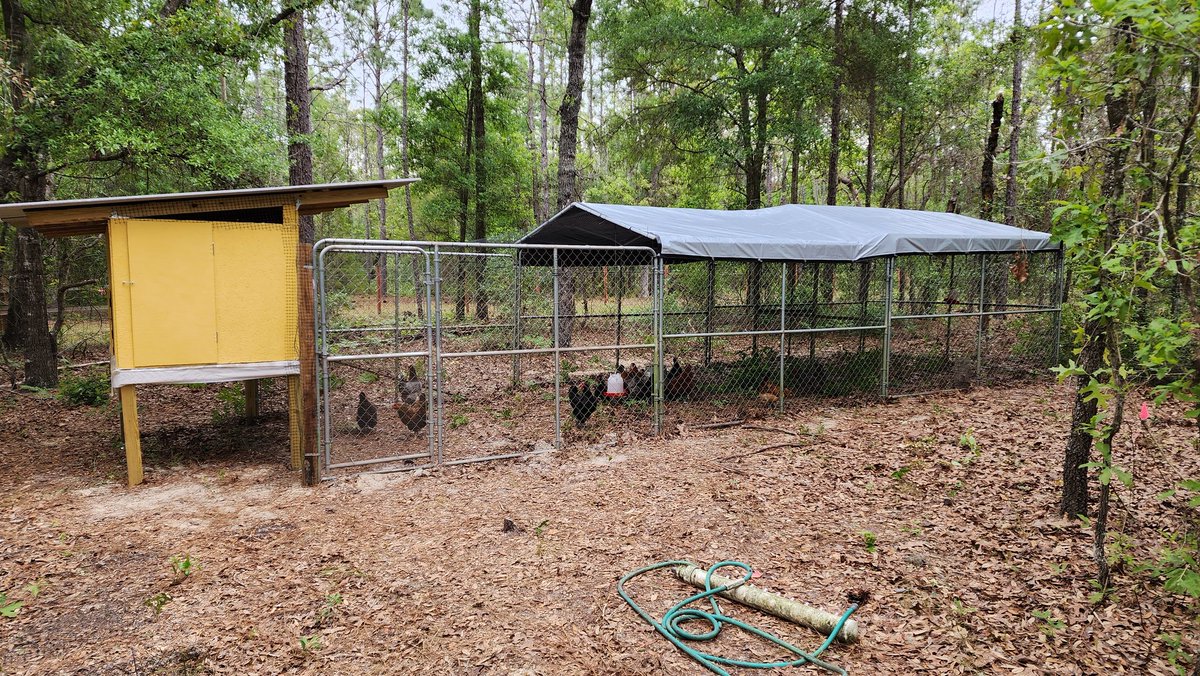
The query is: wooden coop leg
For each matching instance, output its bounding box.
[287,374,302,472]
[244,379,259,419]
[118,385,143,486]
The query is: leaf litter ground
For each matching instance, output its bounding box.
[1,378,1198,674]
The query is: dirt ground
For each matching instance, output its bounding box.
[2,378,1199,675]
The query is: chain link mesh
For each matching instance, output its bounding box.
[314,242,1062,474]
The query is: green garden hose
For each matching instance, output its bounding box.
[617,560,858,675]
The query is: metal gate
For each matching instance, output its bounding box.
[313,239,659,476]
[314,243,436,472]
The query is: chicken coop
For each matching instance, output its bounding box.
[0,180,416,486]
[312,203,1062,477]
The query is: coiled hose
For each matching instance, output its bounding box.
[617,560,858,675]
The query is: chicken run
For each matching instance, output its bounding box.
[313,203,1062,477]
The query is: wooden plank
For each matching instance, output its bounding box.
[288,204,319,485]
[288,375,302,471]
[24,194,290,228]
[118,385,144,486]
[31,223,107,237]
[244,379,259,419]
[297,187,390,216]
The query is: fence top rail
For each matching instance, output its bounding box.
[313,237,658,256]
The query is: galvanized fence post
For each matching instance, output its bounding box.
[881,256,895,398]
[1051,246,1065,367]
[313,243,330,469]
[653,256,665,434]
[393,252,401,403]
[778,262,787,412]
[552,247,563,449]
[976,253,987,376]
[433,244,445,465]
[512,258,522,387]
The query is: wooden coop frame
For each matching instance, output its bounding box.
[0,180,416,486]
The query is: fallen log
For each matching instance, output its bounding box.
[672,563,860,644]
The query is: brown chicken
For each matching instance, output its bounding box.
[622,359,696,400]
[663,357,696,400]
[757,378,792,404]
[392,392,428,433]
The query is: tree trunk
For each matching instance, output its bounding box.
[373,42,389,294]
[1003,0,1023,227]
[789,104,802,204]
[469,0,488,319]
[524,2,539,226]
[866,82,876,206]
[980,93,1004,221]
[825,0,844,207]
[457,93,473,322]
[1061,22,1136,518]
[897,0,913,209]
[555,0,593,347]
[995,0,1024,314]
[284,11,315,243]
[401,0,422,316]
[750,85,770,209]
[1,0,55,387]
[537,13,550,224]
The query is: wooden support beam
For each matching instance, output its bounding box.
[118,385,144,486]
[288,375,303,471]
[291,205,319,485]
[296,186,390,215]
[244,379,259,419]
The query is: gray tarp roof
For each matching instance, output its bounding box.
[518,202,1056,265]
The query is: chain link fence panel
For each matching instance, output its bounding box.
[313,240,1063,475]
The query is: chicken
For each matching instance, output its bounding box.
[568,381,604,427]
[392,392,428,433]
[757,378,781,404]
[618,359,695,400]
[624,363,652,400]
[664,357,696,400]
[356,392,378,432]
[400,364,424,404]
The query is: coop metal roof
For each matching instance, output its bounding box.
[0,179,419,237]
[519,202,1056,263]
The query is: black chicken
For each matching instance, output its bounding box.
[568,381,604,427]
[356,391,378,432]
[400,365,424,404]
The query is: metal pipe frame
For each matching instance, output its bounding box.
[432,244,445,465]
[975,253,987,376]
[891,307,1060,321]
[778,262,787,412]
[311,238,1063,476]
[664,325,885,340]
[440,343,655,359]
[944,255,956,363]
[653,257,665,434]
[326,350,431,362]
[314,243,434,471]
[1051,245,1065,367]
[552,248,562,449]
[881,257,895,397]
[512,258,523,386]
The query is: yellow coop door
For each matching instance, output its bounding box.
[212,223,293,364]
[109,218,297,370]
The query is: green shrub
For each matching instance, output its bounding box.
[58,372,110,407]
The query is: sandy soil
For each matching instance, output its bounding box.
[1,379,1198,675]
